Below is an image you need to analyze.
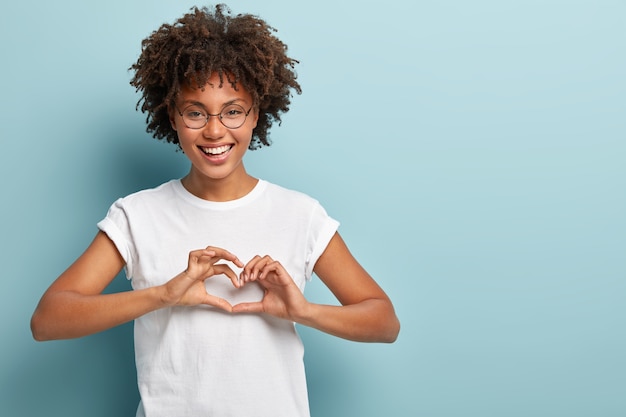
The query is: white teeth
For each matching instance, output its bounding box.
[202,145,231,155]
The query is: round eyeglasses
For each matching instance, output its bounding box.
[175,103,253,130]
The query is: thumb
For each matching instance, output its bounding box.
[232,302,264,314]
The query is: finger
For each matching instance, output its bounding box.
[210,264,242,288]
[205,246,244,268]
[241,255,262,282]
[243,255,273,282]
[258,260,284,280]
[186,249,217,278]
[188,249,217,264]
[203,294,233,313]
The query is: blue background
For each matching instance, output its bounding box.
[1,1,624,416]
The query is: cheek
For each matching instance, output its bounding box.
[236,129,254,147]
[176,131,196,151]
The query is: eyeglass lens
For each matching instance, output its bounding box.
[181,104,248,129]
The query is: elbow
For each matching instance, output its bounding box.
[368,300,400,343]
[382,315,401,343]
[381,300,401,343]
[30,312,45,341]
[366,304,400,343]
[30,310,53,342]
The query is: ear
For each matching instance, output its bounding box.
[251,108,259,129]
[168,106,178,131]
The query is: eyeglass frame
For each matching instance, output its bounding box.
[174,102,254,130]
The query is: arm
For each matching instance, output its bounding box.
[31,231,151,340]
[304,232,400,342]
[233,232,400,343]
[31,231,243,341]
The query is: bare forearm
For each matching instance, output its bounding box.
[31,286,165,341]
[296,298,400,343]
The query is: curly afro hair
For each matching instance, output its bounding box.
[130,4,301,150]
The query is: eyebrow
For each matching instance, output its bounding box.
[180,98,247,108]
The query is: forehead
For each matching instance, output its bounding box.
[179,72,253,104]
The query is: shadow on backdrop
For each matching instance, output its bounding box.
[6,120,188,416]
[7,275,138,417]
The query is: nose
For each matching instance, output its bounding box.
[202,114,227,139]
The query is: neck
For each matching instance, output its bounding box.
[181,169,258,202]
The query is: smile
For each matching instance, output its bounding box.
[200,145,233,156]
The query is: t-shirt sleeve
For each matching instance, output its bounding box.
[304,201,340,280]
[96,198,137,280]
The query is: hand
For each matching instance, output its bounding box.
[232,255,309,320]
[161,247,244,312]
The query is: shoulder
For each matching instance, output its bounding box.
[259,180,337,228]
[262,180,321,207]
[108,180,179,214]
[116,180,178,204]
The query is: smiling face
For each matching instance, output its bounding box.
[171,73,259,200]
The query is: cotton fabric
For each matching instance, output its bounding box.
[97,179,339,417]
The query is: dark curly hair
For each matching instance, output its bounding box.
[130,4,301,150]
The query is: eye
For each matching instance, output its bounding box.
[221,105,245,119]
[183,106,207,120]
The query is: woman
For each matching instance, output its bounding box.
[31,5,400,417]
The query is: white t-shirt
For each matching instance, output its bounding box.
[97,179,339,417]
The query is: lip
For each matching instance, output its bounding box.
[198,144,234,163]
